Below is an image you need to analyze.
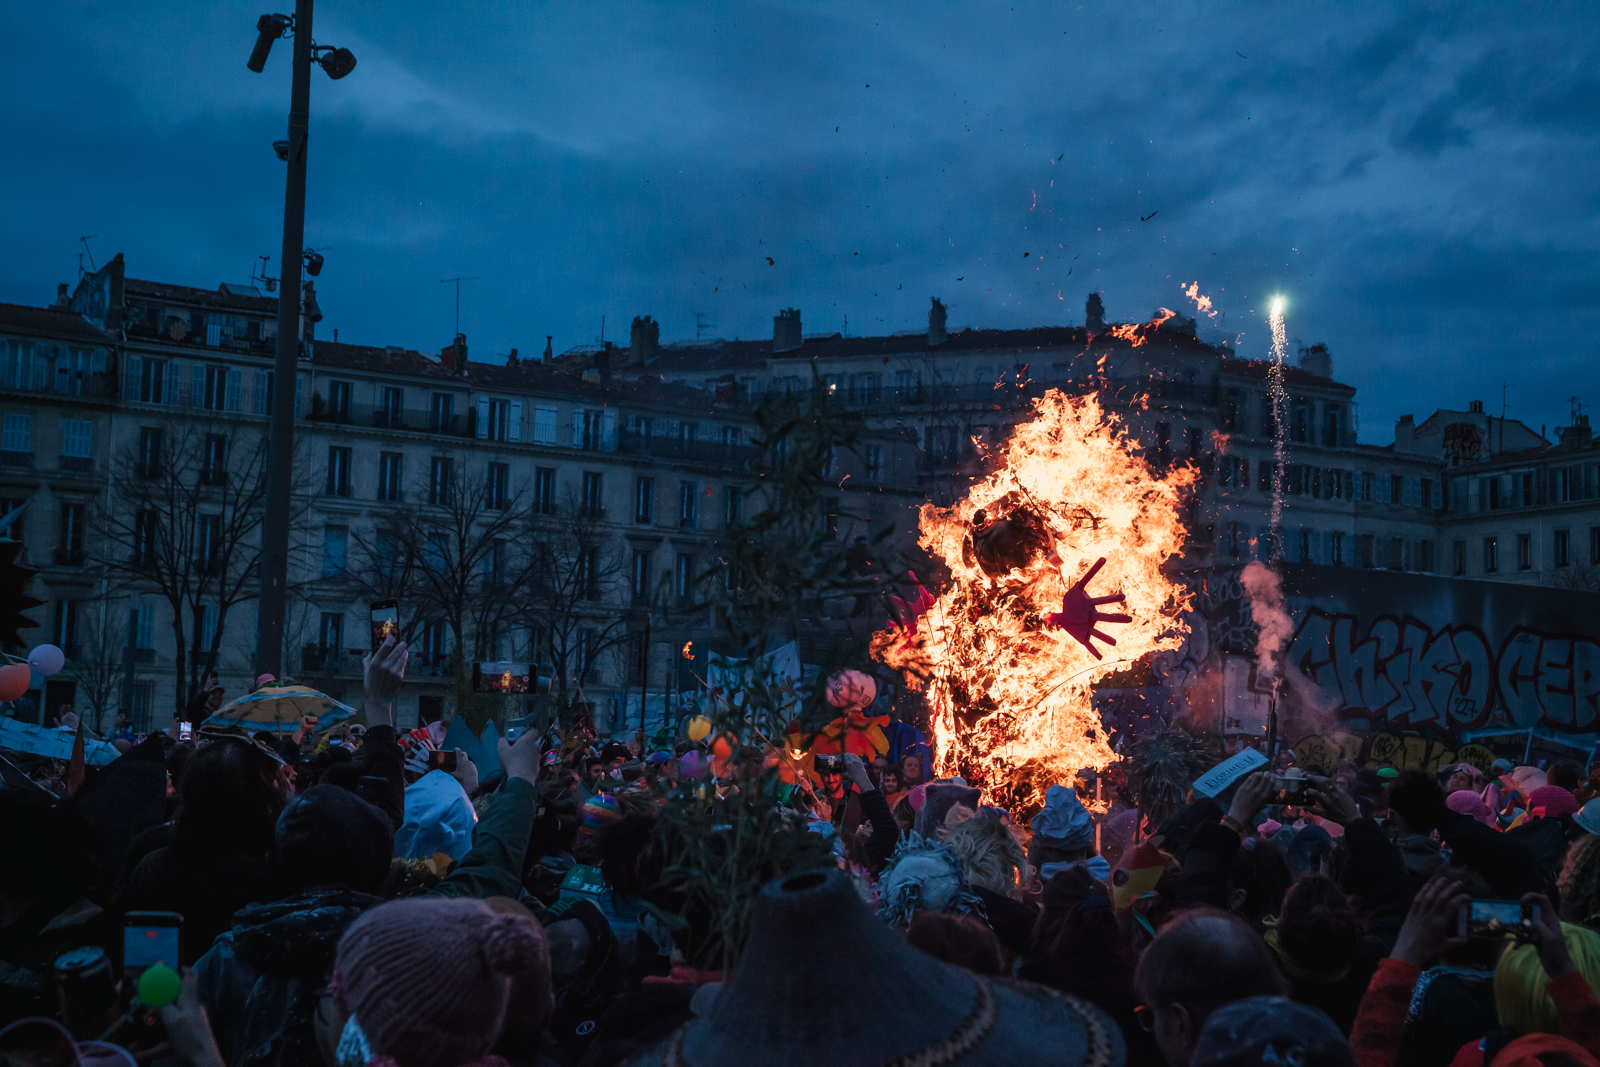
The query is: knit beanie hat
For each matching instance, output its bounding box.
[1526,785,1579,818]
[333,897,544,1067]
[1446,789,1494,826]
[581,793,622,832]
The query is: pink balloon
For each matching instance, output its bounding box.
[0,663,32,702]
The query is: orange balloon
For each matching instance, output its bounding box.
[711,735,733,759]
[0,663,31,701]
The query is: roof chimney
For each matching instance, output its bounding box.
[773,308,802,354]
[1085,292,1105,333]
[1560,414,1592,452]
[506,347,519,367]
[543,336,553,363]
[1468,400,1484,414]
[928,297,948,347]
[440,332,467,373]
[629,315,660,366]
[1297,342,1331,379]
[54,283,70,308]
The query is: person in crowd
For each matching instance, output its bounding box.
[182,673,224,724]
[904,910,1004,975]
[1028,782,1101,881]
[117,734,289,963]
[1559,831,1600,933]
[317,897,548,1067]
[1385,770,1546,899]
[1136,908,1291,1067]
[1190,997,1355,1067]
[1350,877,1600,1066]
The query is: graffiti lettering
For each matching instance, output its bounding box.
[1496,629,1600,730]
[1287,609,1493,730]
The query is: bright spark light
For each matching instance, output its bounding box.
[1271,295,1285,316]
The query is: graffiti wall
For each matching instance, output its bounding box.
[1145,564,1600,765]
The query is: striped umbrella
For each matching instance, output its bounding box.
[204,684,357,732]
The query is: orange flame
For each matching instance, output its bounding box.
[873,391,1193,813]
[1182,281,1218,320]
[1104,308,1177,347]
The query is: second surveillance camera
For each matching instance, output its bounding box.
[273,140,290,161]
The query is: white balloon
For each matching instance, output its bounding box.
[28,643,65,677]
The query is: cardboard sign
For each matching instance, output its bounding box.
[1192,747,1268,798]
[0,717,120,765]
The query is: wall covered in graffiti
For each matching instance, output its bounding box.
[1154,564,1600,744]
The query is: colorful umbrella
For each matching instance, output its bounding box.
[204,685,356,732]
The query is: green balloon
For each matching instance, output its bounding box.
[138,963,182,1008]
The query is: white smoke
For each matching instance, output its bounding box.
[1239,561,1293,682]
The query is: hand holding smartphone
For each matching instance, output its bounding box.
[1458,898,1538,940]
[123,912,182,975]
[370,600,399,650]
[427,750,459,773]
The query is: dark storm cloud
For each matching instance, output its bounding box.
[1,2,1595,438]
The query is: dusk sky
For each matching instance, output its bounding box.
[3,2,1595,442]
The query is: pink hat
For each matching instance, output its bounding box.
[1447,789,1494,826]
[334,898,545,1067]
[907,782,927,812]
[1527,785,1580,819]
[255,673,276,688]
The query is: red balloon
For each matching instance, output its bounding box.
[0,663,31,701]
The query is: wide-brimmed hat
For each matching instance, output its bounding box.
[636,867,1124,1067]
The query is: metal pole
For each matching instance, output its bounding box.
[256,0,313,679]
[637,613,649,753]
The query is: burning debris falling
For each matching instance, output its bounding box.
[1267,297,1289,554]
[873,391,1193,815]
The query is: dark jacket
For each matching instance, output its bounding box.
[117,844,278,965]
[194,886,379,1067]
[1435,811,1545,898]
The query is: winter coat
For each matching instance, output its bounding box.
[193,886,380,1067]
[118,843,278,964]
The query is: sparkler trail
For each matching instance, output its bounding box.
[1267,297,1288,558]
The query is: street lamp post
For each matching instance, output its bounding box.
[248,0,355,679]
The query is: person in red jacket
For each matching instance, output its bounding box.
[1349,878,1600,1067]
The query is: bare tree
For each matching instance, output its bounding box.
[522,490,634,698]
[67,592,127,733]
[91,418,277,716]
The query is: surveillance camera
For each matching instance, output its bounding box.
[273,140,290,161]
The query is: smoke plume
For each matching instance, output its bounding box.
[1239,561,1293,682]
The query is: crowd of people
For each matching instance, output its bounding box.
[1,636,1598,1067]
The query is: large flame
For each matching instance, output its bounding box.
[874,390,1193,814]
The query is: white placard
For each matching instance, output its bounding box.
[1192,747,1268,798]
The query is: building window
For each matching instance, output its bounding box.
[327,380,352,420]
[577,410,604,451]
[635,477,654,524]
[724,486,742,526]
[823,497,840,540]
[429,456,453,505]
[1483,536,1498,573]
[1,413,31,467]
[577,629,597,681]
[380,387,404,427]
[1323,405,1340,446]
[865,445,883,482]
[1187,427,1202,457]
[1517,533,1532,571]
[131,508,156,567]
[1298,529,1312,563]
[431,392,455,434]
[1554,529,1571,567]
[139,359,166,404]
[422,620,446,664]
[60,418,92,472]
[320,612,344,654]
[1358,534,1375,569]
[1258,394,1275,438]
[57,503,84,565]
[632,548,652,603]
[1223,389,1241,432]
[578,547,599,600]
[1228,522,1242,559]
[581,472,603,519]
[534,467,555,514]
[1591,527,1600,565]
[679,482,698,527]
[1257,462,1273,492]
[675,553,694,603]
[322,524,348,579]
[487,462,509,510]
[1420,478,1434,509]
[197,514,223,575]
[1390,537,1405,570]
[52,599,78,653]
[200,365,230,410]
[326,446,351,496]
[486,399,510,442]
[1330,531,1344,566]
[1418,540,1434,573]
[378,452,402,502]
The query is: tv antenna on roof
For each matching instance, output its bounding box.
[77,235,99,276]
[440,276,481,336]
[693,311,715,339]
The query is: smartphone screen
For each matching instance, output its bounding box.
[123,913,182,972]
[427,750,458,773]
[472,662,531,693]
[370,600,399,650]
[1461,899,1535,939]
[178,722,193,741]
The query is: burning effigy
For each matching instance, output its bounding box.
[873,390,1194,816]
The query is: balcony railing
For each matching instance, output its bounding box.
[52,547,86,567]
[0,451,32,469]
[614,431,755,467]
[59,456,93,474]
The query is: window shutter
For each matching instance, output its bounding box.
[124,356,141,401]
[534,406,557,444]
[190,364,204,407]
[226,369,242,411]
[508,401,521,442]
[294,376,304,418]
[476,396,489,439]
[572,409,584,447]
[602,410,617,451]
[163,362,179,406]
